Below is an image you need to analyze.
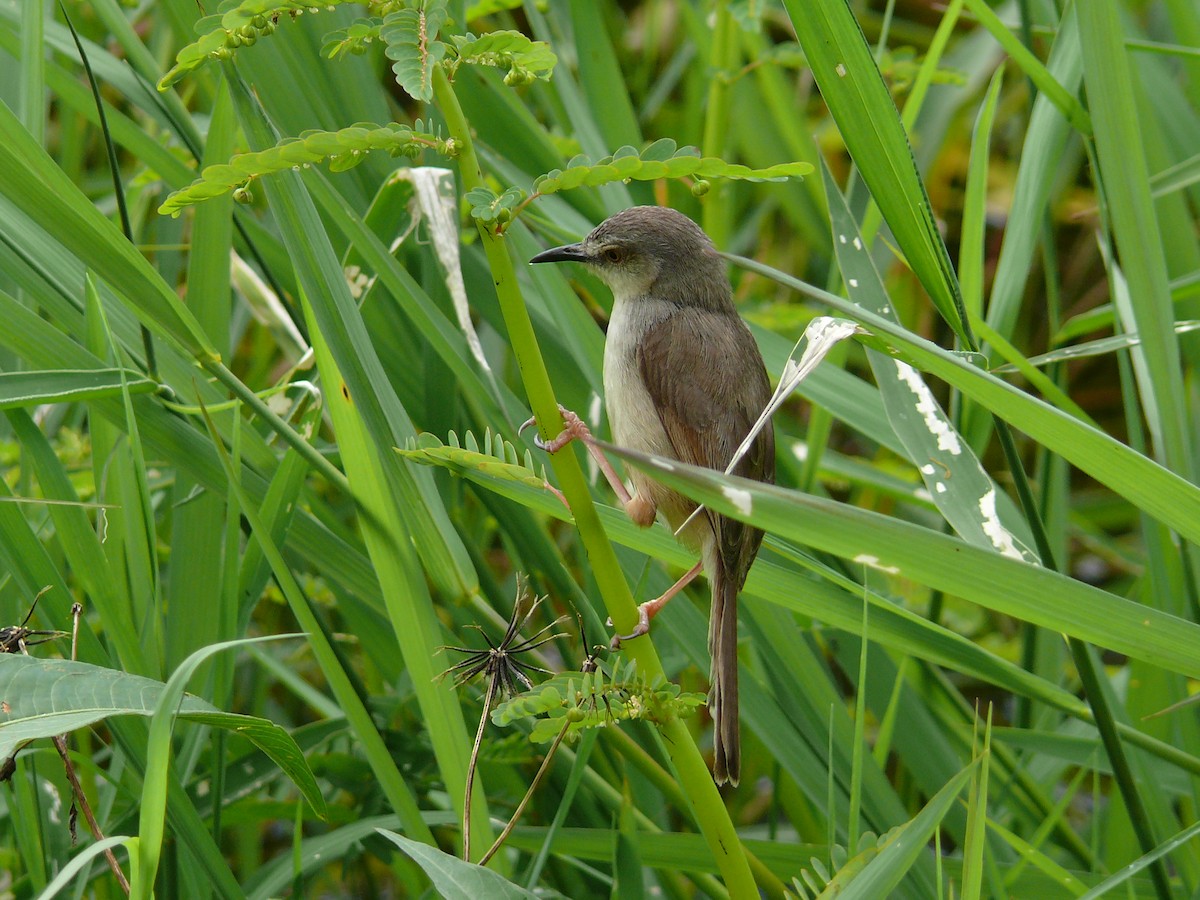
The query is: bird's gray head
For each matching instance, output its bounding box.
[530,206,730,310]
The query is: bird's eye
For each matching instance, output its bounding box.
[602,247,625,264]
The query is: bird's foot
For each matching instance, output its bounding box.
[607,560,703,649]
[520,407,635,505]
[519,405,596,453]
[608,602,654,650]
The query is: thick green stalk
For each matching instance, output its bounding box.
[701,0,738,248]
[432,65,757,895]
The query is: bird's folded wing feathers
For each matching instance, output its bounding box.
[636,308,775,581]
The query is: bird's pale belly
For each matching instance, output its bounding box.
[603,300,675,461]
[603,308,702,542]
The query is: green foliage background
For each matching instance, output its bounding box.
[0,0,1199,897]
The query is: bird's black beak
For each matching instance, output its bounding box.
[530,243,589,265]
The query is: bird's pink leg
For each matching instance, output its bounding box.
[523,405,698,646]
[520,406,633,506]
[609,560,703,648]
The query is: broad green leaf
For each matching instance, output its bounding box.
[0,655,213,759]
[0,653,324,819]
[378,830,539,899]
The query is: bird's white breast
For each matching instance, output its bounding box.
[603,296,675,459]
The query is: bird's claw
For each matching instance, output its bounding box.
[607,607,652,650]
[520,405,595,454]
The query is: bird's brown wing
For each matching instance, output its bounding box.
[636,307,775,586]
[637,306,775,786]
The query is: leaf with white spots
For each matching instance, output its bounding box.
[721,486,753,517]
[821,160,1039,564]
[854,554,900,575]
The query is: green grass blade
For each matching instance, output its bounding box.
[985,17,1083,339]
[607,443,1200,680]
[840,760,977,898]
[198,398,435,846]
[961,0,1090,135]
[822,162,1038,562]
[0,99,215,360]
[780,0,967,338]
[959,66,1005,320]
[1078,1,1193,480]
[729,255,1200,548]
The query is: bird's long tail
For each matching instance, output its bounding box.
[709,560,740,786]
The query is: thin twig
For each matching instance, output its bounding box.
[463,675,499,862]
[52,735,130,894]
[70,602,82,661]
[478,718,570,866]
[480,617,601,866]
[15,600,131,892]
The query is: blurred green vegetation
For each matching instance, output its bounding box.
[1,0,1199,897]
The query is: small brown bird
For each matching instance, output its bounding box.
[530,206,775,784]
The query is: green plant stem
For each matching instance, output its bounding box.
[206,359,352,494]
[463,676,498,863]
[603,727,786,897]
[479,717,570,867]
[432,65,757,896]
[701,0,737,248]
[1072,640,1173,900]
